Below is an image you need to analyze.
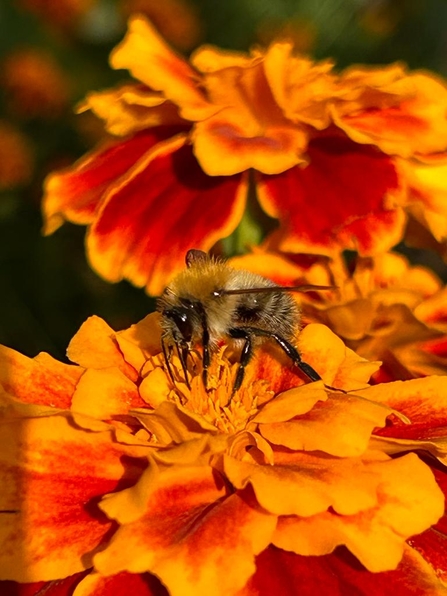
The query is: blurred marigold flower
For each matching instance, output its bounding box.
[42,15,447,295]
[16,0,95,31]
[231,249,447,382]
[0,121,34,190]
[0,311,446,595]
[1,49,72,119]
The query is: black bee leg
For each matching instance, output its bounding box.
[229,328,253,394]
[233,327,323,385]
[196,303,211,390]
[176,343,191,389]
[161,338,176,385]
[269,333,322,383]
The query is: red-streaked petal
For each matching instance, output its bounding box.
[257,134,404,256]
[238,545,447,595]
[0,348,82,409]
[0,414,148,582]
[333,73,447,158]
[356,376,447,439]
[73,571,167,596]
[42,127,184,234]
[87,137,247,295]
[95,463,275,596]
[271,453,443,572]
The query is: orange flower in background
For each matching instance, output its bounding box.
[1,49,72,119]
[230,249,447,382]
[0,310,446,595]
[16,0,95,31]
[42,15,447,295]
[0,121,34,190]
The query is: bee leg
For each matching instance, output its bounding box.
[228,328,253,394]
[236,327,323,383]
[161,338,176,385]
[270,333,322,382]
[202,327,210,391]
[198,307,211,391]
[176,343,191,390]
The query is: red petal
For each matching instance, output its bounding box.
[87,138,247,295]
[257,133,404,255]
[73,571,168,596]
[42,127,186,234]
[241,545,447,595]
[0,572,88,596]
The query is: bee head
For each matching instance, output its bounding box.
[162,304,195,344]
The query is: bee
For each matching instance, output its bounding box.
[157,249,334,394]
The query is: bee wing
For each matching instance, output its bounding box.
[220,284,336,296]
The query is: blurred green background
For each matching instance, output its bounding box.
[1,0,447,360]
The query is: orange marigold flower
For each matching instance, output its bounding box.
[0,306,446,595]
[0,121,34,189]
[230,249,447,382]
[1,49,72,120]
[42,15,447,295]
[16,0,95,31]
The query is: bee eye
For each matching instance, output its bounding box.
[165,307,193,342]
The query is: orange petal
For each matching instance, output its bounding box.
[71,368,145,419]
[297,324,380,390]
[399,155,447,242]
[257,134,405,256]
[259,391,393,457]
[42,128,177,234]
[253,382,328,423]
[67,316,138,382]
[115,313,162,373]
[193,117,308,176]
[95,463,275,595]
[224,450,389,517]
[415,287,447,329]
[110,16,214,122]
[263,42,336,129]
[79,84,186,137]
[191,55,308,175]
[0,347,82,408]
[272,452,443,572]
[86,137,247,295]
[0,414,148,582]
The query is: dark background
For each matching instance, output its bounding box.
[1,0,447,360]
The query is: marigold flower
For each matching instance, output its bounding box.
[42,15,447,295]
[0,121,34,190]
[230,249,447,382]
[2,49,71,119]
[0,311,445,595]
[16,0,95,31]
